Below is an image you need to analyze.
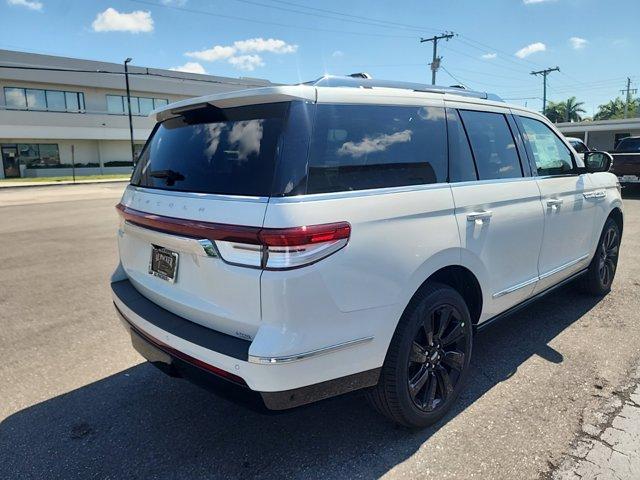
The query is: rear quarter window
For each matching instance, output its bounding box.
[305,104,447,194]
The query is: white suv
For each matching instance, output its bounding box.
[111,76,623,428]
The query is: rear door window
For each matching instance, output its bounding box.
[446,108,477,182]
[306,104,447,194]
[459,110,523,180]
[131,103,288,196]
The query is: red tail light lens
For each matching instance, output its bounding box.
[116,204,351,270]
[258,223,351,247]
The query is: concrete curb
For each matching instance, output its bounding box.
[0,179,130,189]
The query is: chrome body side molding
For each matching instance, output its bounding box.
[492,254,590,298]
[248,336,374,364]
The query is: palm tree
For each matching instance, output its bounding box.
[594,98,626,120]
[594,97,639,120]
[563,97,586,122]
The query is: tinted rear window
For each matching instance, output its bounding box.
[616,137,640,152]
[459,110,523,180]
[305,104,447,194]
[131,103,288,196]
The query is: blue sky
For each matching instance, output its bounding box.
[2,0,638,115]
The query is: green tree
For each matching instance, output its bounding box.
[594,97,639,120]
[544,97,586,123]
[543,100,566,123]
[563,96,586,122]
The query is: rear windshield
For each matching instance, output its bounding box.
[616,137,640,153]
[131,103,288,196]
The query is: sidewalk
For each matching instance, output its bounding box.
[0,178,129,188]
[551,367,640,480]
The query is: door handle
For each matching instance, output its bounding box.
[546,199,564,209]
[467,210,493,224]
[583,190,606,199]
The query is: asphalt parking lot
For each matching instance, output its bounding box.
[1,183,639,479]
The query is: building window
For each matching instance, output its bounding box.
[15,144,60,168]
[106,94,169,116]
[4,87,85,113]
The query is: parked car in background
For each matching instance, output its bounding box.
[566,136,590,160]
[610,136,640,186]
[111,76,623,428]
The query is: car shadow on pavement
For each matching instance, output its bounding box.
[0,286,601,480]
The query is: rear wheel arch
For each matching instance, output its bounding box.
[405,265,483,327]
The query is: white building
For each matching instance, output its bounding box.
[0,49,272,179]
[556,117,640,151]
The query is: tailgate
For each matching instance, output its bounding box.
[611,153,640,176]
[117,185,266,341]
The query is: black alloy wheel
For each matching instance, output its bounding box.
[407,304,468,412]
[366,282,473,428]
[581,217,621,296]
[597,225,619,288]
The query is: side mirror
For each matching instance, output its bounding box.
[584,151,612,173]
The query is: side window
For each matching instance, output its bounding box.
[306,104,448,194]
[446,108,477,182]
[519,116,574,176]
[459,110,523,180]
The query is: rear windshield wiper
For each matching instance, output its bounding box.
[150,169,185,186]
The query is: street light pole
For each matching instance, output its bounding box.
[124,58,136,165]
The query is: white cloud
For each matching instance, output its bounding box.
[233,38,297,54]
[7,0,43,11]
[185,45,236,62]
[515,42,546,58]
[228,55,265,71]
[184,37,296,71]
[569,37,588,50]
[170,62,206,74]
[338,130,412,158]
[92,8,154,33]
[332,50,344,58]
[481,52,497,59]
[523,0,556,4]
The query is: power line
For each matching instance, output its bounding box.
[262,0,436,32]
[128,0,416,38]
[440,65,467,87]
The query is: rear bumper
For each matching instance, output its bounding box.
[111,279,380,410]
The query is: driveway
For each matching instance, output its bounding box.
[1,184,639,479]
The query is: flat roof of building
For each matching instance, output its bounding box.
[0,49,273,97]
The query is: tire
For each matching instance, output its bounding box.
[580,218,621,296]
[366,282,473,428]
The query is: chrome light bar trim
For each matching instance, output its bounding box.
[123,221,218,258]
[248,336,374,364]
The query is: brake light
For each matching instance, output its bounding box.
[116,204,350,270]
[258,223,351,269]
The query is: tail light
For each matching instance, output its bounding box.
[116,204,350,270]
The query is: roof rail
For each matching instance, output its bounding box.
[303,75,503,102]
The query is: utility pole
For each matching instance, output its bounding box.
[530,66,560,115]
[620,77,637,118]
[420,32,455,85]
[123,58,136,165]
